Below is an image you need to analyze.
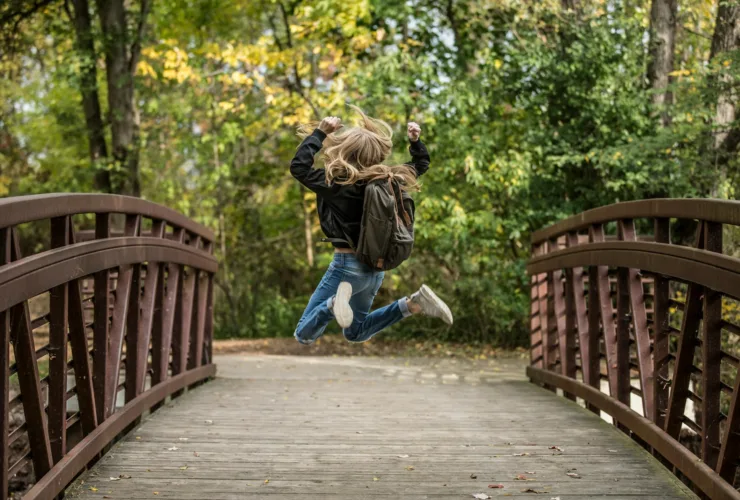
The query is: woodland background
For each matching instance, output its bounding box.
[1,0,739,345]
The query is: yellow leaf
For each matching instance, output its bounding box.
[494,59,503,70]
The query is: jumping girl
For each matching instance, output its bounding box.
[290,106,453,345]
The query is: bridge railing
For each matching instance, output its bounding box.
[528,198,740,500]
[0,194,218,500]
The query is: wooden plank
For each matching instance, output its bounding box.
[48,216,70,462]
[653,218,670,427]
[203,275,214,366]
[188,272,208,370]
[589,224,620,400]
[701,221,722,469]
[172,268,196,376]
[93,213,110,424]
[535,243,550,376]
[125,261,142,404]
[548,240,573,400]
[105,215,140,417]
[566,232,598,415]
[0,228,10,500]
[530,275,542,368]
[618,219,653,419]
[664,222,706,440]
[135,220,166,393]
[68,276,99,436]
[9,228,53,479]
[153,235,183,386]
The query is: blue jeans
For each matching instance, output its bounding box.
[294,253,411,344]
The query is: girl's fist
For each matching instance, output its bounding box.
[407,122,421,142]
[318,116,342,134]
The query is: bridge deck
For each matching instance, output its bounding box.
[67,355,695,499]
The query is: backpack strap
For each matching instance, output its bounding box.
[321,228,356,250]
[389,178,412,226]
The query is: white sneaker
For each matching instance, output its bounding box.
[332,282,353,329]
[410,285,453,325]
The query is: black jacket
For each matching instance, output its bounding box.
[290,129,430,249]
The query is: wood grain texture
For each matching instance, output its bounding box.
[67,355,695,499]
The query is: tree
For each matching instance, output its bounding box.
[647,0,678,126]
[67,0,109,192]
[708,0,740,195]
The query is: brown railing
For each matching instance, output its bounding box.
[527,198,740,500]
[0,194,217,499]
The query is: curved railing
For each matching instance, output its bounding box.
[0,194,217,499]
[528,198,740,500]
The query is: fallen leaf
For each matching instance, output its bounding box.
[373,477,380,481]
[549,446,564,452]
[513,452,530,457]
[180,466,188,470]
[109,477,120,481]
[521,488,546,493]
[119,474,132,479]
[135,436,142,441]
[472,494,491,500]
[405,466,415,471]
[167,447,179,451]
[551,497,561,500]
[566,472,581,479]
[178,437,189,441]
[397,454,410,458]
[264,479,270,484]
[89,487,98,492]
[205,420,213,424]
[193,452,200,457]
[526,471,536,474]
[470,473,478,479]
[153,493,159,496]
[514,474,535,481]
[607,449,618,453]
[489,484,504,489]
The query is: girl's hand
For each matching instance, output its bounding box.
[318,116,342,134]
[407,122,421,142]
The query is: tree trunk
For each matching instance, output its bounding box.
[96,0,143,196]
[70,0,111,192]
[708,2,740,195]
[647,0,677,127]
[300,186,315,267]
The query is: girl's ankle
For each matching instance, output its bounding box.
[406,297,422,315]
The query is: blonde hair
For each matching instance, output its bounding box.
[298,106,420,191]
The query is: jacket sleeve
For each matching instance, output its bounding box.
[406,139,430,177]
[290,129,334,196]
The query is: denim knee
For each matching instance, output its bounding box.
[342,324,363,343]
[294,329,313,345]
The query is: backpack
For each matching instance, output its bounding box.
[328,177,415,271]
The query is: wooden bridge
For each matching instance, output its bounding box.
[1,194,739,499]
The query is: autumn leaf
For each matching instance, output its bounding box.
[488,484,504,488]
[472,494,491,500]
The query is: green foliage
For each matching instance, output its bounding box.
[2,0,739,347]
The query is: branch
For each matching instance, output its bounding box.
[275,1,320,119]
[680,24,712,41]
[128,0,152,75]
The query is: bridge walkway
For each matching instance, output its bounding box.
[67,355,695,499]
